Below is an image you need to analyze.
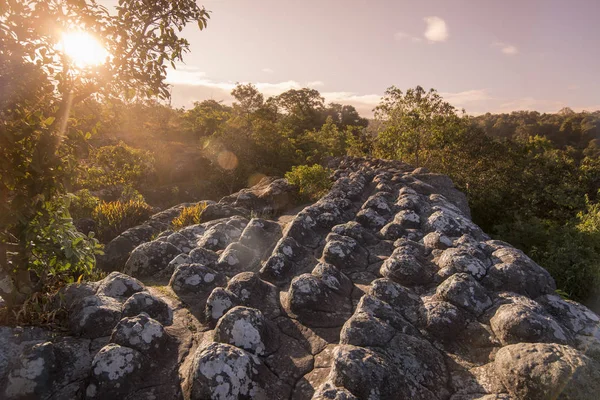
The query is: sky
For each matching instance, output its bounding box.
[101,0,600,116]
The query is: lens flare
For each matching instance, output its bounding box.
[217,151,238,171]
[60,30,108,68]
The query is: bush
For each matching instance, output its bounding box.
[81,142,155,190]
[22,199,103,295]
[285,164,332,201]
[68,189,100,220]
[171,202,207,230]
[92,200,154,242]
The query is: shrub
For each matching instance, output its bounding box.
[81,142,155,190]
[171,202,207,230]
[285,164,333,201]
[16,198,104,310]
[119,185,146,203]
[92,200,154,242]
[68,189,100,220]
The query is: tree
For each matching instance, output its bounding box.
[183,100,231,139]
[323,103,368,129]
[273,88,325,136]
[374,86,465,167]
[1,0,209,302]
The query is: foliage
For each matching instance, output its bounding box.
[92,200,154,242]
[68,189,100,220]
[1,0,209,306]
[81,142,155,189]
[23,199,103,292]
[171,202,208,230]
[374,86,466,167]
[285,164,332,202]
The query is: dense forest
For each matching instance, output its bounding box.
[2,0,600,323]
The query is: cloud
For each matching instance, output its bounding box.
[262,68,274,74]
[495,97,566,113]
[440,89,492,108]
[492,41,518,55]
[567,84,580,91]
[424,16,448,42]
[394,31,423,43]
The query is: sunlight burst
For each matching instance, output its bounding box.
[60,31,108,68]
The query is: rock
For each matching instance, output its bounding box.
[200,203,246,222]
[69,295,122,339]
[437,273,492,316]
[437,247,488,280]
[110,314,171,356]
[483,246,556,298]
[328,345,401,399]
[86,343,145,400]
[213,306,278,356]
[196,222,240,251]
[239,218,282,259]
[122,292,173,325]
[123,241,181,279]
[165,232,194,253]
[355,208,387,230]
[186,342,265,399]
[423,301,468,342]
[188,247,219,267]
[96,272,145,300]
[380,244,436,286]
[494,343,600,400]
[216,242,258,276]
[226,272,281,319]
[489,294,571,346]
[205,288,241,323]
[3,338,92,400]
[323,234,368,272]
[169,264,227,298]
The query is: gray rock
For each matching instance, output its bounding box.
[437,273,492,316]
[205,288,241,323]
[69,295,122,338]
[187,343,265,399]
[494,343,600,400]
[86,343,145,400]
[96,272,145,300]
[213,306,278,356]
[110,314,171,356]
[323,234,368,272]
[216,242,258,276]
[169,263,227,297]
[123,241,181,279]
[380,245,436,286]
[188,246,219,267]
[239,218,282,259]
[122,292,173,325]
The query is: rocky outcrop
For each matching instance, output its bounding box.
[2,157,600,400]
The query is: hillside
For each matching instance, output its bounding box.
[2,157,600,399]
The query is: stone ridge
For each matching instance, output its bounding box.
[2,157,600,400]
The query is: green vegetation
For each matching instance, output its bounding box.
[2,1,600,318]
[92,200,154,242]
[285,165,333,202]
[172,203,208,231]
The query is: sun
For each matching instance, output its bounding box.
[60,31,108,68]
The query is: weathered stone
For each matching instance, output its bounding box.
[323,234,368,272]
[122,292,172,325]
[69,295,123,339]
[216,242,258,276]
[123,241,181,279]
[494,343,600,400]
[205,288,241,323]
[86,343,145,400]
[96,272,145,300]
[239,218,283,258]
[437,273,492,316]
[213,306,278,356]
[188,247,219,267]
[110,314,171,356]
[169,264,227,297]
[380,245,436,286]
[187,343,265,399]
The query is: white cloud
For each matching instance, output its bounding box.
[496,97,566,113]
[440,89,492,108]
[394,32,409,41]
[424,16,448,42]
[394,31,423,43]
[492,41,518,55]
[567,84,580,91]
[262,68,274,74]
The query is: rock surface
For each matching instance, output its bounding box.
[2,156,600,400]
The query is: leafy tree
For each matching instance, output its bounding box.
[273,88,325,137]
[1,0,209,303]
[374,86,465,167]
[183,100,231,139]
